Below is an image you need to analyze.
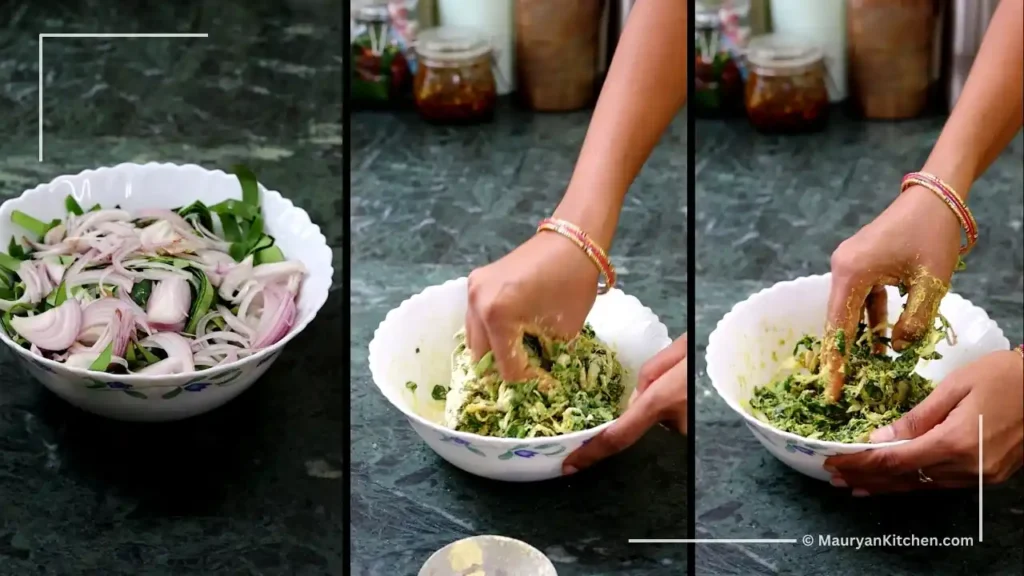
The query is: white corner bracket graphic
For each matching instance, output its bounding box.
[37,33,209,162]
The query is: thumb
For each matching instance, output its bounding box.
[562,387,663,475]
[869,376,969,442]
[891,273,947,351]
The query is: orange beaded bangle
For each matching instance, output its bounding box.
[536,217,617,294]
[1015,344,1023,361]
[900,171,978,255]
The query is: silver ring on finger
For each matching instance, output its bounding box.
[918,468,933,483]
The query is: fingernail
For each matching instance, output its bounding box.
[562,466,578,476]
[893,339,909,350]
[852,489,869,497]
[870,426,895,443]
[830,476,847,488]
[823,465,837,474]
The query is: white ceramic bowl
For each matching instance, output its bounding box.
[368,277,672,482]
[706,273,1009,481]
[0,163,333,422]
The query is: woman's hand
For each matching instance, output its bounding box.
[824,350,1024,495]
[466,233,599,382]
[823,185,961,401]
[562,334,688,475]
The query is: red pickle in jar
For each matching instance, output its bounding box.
[413,27,497,124]
[744,35,829,133]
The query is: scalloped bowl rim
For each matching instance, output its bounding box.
[0,162,333,385]
[368,276,673,446]
[706,273,1006,451]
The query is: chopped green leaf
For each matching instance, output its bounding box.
[88,204,101,212]
[130,280,153,307]
[255,245,285,265]
[184,268,214,335]
[177,200,215,231]
[220,213,242,243]
[406,381,418,392]
[233,164,260,206]
[211,199,260,222]
[89,342,114,372]
[65,195,84,216]
[11,210,51,238]
[0,251,23,273]
[431,385,449,401]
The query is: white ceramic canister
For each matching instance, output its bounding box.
[769,0,846,102]
[438,0,515,95]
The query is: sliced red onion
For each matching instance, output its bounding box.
[252,261,307,285]
[10,299,82,351]
[251,285,297,349]
[192,330,250,348]
[66,270,133,294]
[135,208,193,231]
[68,209,132,237]
[80,298,131,346]
[44,223,67,245]
[65,352,100,369]
[218,255,253,302]
[116,290,153,335]
[147,277,192,328]
[216,304,256,338]
[139,332,195,373]
[42,257,66,285]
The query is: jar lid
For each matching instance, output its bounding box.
[415,27,492,63]
[746,34,823,72]
[354,3,389,23]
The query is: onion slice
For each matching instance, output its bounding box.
[10,300,82,351]
[139,332,195,373]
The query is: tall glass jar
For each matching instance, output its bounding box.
[351,4,411,107]
[413,27,497,123]
[744,35,829,133]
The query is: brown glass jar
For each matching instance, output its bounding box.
[744,35,829,133]
[413,27,497,124]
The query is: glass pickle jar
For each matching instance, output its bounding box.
[413,27,497,124]
[351,4,410,107]
[744,35,829,133]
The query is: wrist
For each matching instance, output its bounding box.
[920,158,976,203]
[552,185,623,250]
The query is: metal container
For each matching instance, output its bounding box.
[946,0,999,111]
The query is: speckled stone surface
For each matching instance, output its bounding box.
[694,115,1024,575]
[0,2,344,575]
[350,104,688,575]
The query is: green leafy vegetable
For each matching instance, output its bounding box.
[431,384,448,401]
[177,200,215,231]
[184,268,214,335]
[89,342,114,372]
[406,381,418,392]
[65,195,84,216]
[233,164,260,207]
[445,324,625,438]
[747,318,953,443]
[130,280,153,307]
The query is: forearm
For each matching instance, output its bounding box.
[553,0,688,249]
[923,0,1023,200]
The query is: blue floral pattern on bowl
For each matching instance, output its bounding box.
[160,368,244,399]
[498,443,566,460]
[85,379,147,399]
[439,435,486,457]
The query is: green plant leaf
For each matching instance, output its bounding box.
[89,343,114,372]
[233,164,260,206]
[65,195,84,216]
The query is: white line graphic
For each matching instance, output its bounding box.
[37,33,209,162]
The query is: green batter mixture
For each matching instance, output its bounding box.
[747,316,954,443]
[443,324,625,438]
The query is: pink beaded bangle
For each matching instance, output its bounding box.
[901,171,979,255]
[537,217,617,294]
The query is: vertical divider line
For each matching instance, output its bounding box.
[38,35,43,162]
[342,1,354,568]
[685,0,697,573]
[978,413,983,543]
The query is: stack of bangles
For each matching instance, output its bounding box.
[1017,344,1024,361]
[900,171,978,255]
[536,217,617,294]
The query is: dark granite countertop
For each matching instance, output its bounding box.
[350,104,688,575]
[694,115,1024,575]
[0,2,344,575]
